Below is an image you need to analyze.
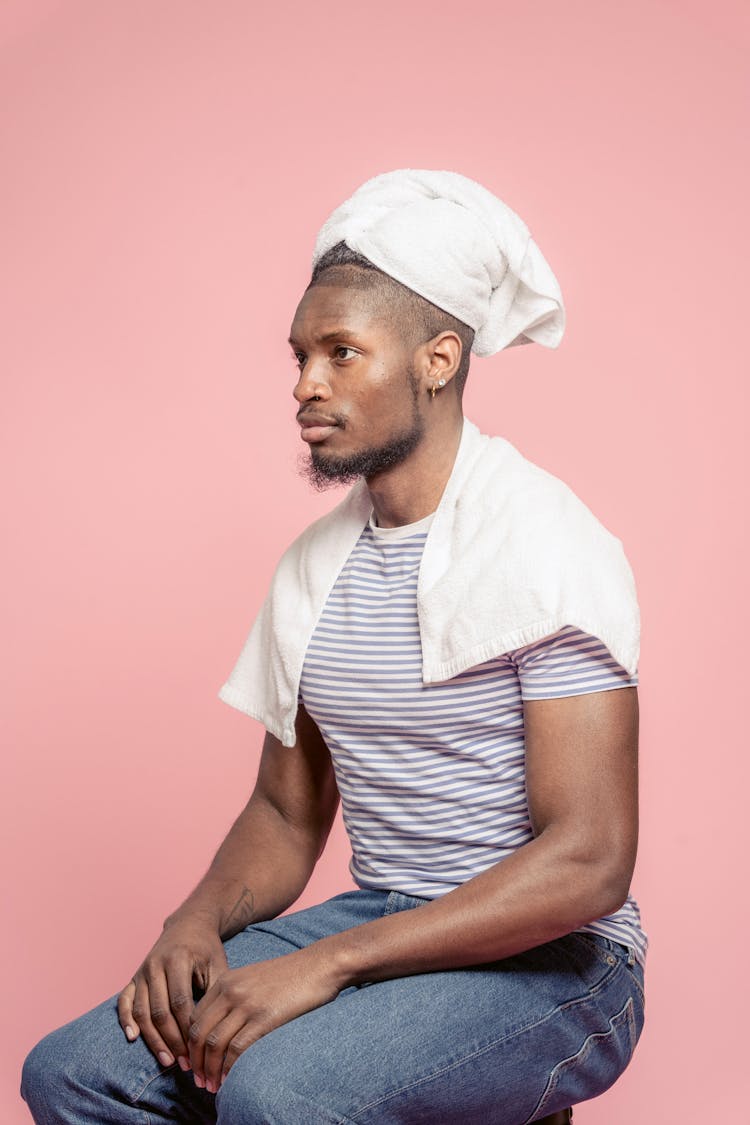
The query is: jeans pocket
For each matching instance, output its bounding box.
[579,936,646,1017]
[553,932,624,995]
[525,995,638,1123]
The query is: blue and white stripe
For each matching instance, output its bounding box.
[299,516,647,966]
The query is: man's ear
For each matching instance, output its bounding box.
[424,330,463,390]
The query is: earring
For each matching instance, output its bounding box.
[430,379,447,399]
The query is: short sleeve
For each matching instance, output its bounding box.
[507,625,639,701]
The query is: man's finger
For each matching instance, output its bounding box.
[204,951,229,992]
[201,1011,247,1093]
[187,993,230,1091]
[162,962,196,1061]
[221,1023,258,1083]
[131,977,178,1070]
[145,970,191,1067]
[117,981,140,1042]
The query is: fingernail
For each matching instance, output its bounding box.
[206,1079,217,1094]
[178,1055,190,1071]
[124,1025,135,1041]
[158,1050,174,1067]
[194,1074,205,1089]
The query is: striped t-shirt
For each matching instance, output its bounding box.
[299,511,647,966]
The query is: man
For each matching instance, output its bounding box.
[22,169,645,1124]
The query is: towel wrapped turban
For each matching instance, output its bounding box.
[311,168,565,357]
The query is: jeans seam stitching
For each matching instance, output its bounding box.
[628,967,646,1007]
[523,995,636,1124]
[128,1062,178,1110]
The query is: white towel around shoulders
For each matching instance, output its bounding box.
[219,418,640,747]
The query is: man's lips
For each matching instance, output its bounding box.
[297,412,340,444]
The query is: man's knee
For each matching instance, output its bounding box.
[20,998,139,1122]
[21,1027,72,1120]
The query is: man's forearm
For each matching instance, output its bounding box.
[321,825,629,989]
[164,792,321,940]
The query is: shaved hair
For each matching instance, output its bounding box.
[308,242,475,396]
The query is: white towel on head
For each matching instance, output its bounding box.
[312,168,565,357]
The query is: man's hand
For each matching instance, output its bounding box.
[187,945,342,1093]
[117,915,229,1071]
[114,711,338,1076]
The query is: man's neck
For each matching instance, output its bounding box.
[365,413,464,528]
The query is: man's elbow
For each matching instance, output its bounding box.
[559,831,636,921]
[583,846,637,919]
[591,869,632,918]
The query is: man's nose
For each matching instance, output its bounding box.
[293,359,331,404]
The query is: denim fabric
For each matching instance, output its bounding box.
[22,889,645,1124]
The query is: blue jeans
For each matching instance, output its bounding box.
[22,889,645,1124]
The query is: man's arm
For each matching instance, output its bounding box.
[327,682,639,979]
[187,685,639,1091]
[116,704,339,1069]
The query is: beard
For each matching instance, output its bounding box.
[300,370,425,491]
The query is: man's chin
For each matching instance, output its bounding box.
[297,449,362,491]
[297,418,426,492]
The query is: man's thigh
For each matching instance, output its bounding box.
[22,892,644,1124]
[217,931,644,1125]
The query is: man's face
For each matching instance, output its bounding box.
[288,277,427,488]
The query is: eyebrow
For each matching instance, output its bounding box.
[287,329,365,348]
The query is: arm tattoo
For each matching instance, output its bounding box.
[224,886,256,934]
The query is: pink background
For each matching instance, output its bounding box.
[2,1,747,1119]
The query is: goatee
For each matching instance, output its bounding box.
[300,416,426,491]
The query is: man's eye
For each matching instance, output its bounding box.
[293,352,306,368]
[334,346,358,360]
